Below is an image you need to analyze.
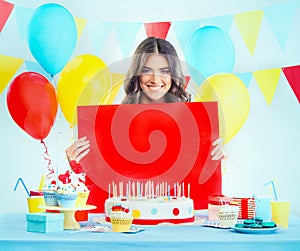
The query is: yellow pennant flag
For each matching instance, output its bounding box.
[234,10,264,55]
[0,55,24,94]
[74,17,87,41]
[253,68,281,105]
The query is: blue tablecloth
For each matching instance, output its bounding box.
[1,212,300,251]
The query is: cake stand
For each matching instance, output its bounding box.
[39,204,96,230]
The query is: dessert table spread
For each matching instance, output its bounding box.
[1,211,300,251]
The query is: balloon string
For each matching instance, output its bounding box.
[40,139,54,180]
[51,74,57,88]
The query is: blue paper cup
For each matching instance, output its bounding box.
[255,197,272,221]
[43,191,58,206]
[56,193,78,208]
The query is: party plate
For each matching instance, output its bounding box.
[232,227,278,234]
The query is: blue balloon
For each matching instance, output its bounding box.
[27,3,77,76]
[185,26,235,81]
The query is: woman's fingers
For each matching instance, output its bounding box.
[212,148,223,160]
[211,138,225,160]
[75,137,89,150]
[75,148,90,162]
[66,137,90,162]
[212,138,223,146]
[75,142,90,159]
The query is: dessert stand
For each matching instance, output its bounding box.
[40,205,96,230]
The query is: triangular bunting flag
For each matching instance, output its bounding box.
[184,76,191,90]
[87,20,113,56]
[253,68,281,105]
[114,22,142,58]
[172,20,201,53]
[74,17,87,41]
[0,54,23,94]
[144,22,171,39]
[282,65,300,103]
[264,2,297,50]
[234,10,264,55]
[203,14,234,34]
[0,0,14,32]
[14,5,34,41]
[235,72,252,88]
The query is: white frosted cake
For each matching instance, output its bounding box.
[105,181,194,225]
[105,196,194,225]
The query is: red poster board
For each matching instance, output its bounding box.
[78,102,222,212]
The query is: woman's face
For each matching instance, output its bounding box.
[139,54,172,103]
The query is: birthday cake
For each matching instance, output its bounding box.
[105,181,194,225]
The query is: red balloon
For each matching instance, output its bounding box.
[7,72,58,140]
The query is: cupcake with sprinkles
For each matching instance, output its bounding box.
[57,168,89,208]
[56,170,78,208]
[55,183,78,208]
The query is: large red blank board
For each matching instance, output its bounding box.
[78,102,222,212]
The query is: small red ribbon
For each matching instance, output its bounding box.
[40,139,55,183]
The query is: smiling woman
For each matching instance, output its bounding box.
[66,37,225,164]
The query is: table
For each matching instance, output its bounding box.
[1,212,300,251]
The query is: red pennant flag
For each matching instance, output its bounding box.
[0,0,14,32]
[144,22,171,39]
[184,76,191,90]
[282,65,300,103]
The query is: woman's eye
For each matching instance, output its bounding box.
[161,69,170,74]
[141,68,152,74]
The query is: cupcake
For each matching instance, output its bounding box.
[42,183,58,206]
[110,205,133,232]
[56,184,78,208]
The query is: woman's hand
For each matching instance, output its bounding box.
[65,136,90,163]
[211,138,226,161]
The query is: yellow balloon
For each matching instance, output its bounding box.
[198,73,250,144]
[57,54,111,125]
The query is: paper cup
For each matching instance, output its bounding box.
[111,217,133,232]
[110,211,133,232]
[56,193,78,208]
[43,191,58,206]
[255,197,272,221]
[271,200,290,228]
[217,205,239,228]
[27,197,46,213]
[75,191,90,207]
